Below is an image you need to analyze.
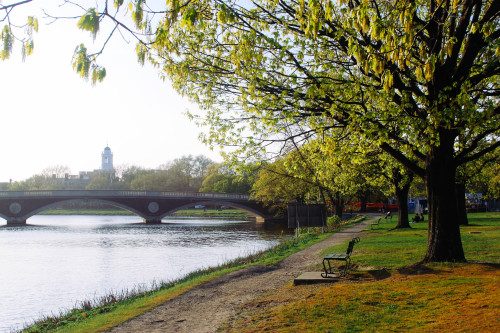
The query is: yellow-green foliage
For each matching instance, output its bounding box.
[77,8,100,40]
[1,25,13,60]
[72,44,106,85]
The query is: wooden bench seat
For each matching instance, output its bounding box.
[370,218,383,229]
[322,237,360,278]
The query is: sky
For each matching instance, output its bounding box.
[0,1,223,182]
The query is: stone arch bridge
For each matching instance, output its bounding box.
[0,190,280,226]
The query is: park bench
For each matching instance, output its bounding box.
[321,237,360,278]
[370,218,383,229]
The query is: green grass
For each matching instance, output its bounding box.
[39,209,133,215]
[322,212,500,269]
[171,209,253,218]
[226,212,500,333]
[230,262,499,333]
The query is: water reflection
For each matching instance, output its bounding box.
[0,215,290,332]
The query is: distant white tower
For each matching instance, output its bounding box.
[101,145,114,170]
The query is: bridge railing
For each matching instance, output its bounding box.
[0,190,251,200]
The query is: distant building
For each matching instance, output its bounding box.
[101,145,114,170]
[45,145,116,189]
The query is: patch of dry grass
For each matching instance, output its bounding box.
[225,264,499,332]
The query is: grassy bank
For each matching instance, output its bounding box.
[171,209,253,218]
[225,212,500,332]
[20,216,365,332]
[39,209,133,216]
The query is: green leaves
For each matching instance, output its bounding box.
[73,44,90,78]
[183,7,199,26]
[1,25,13,60]
[27,16,38,33]
[126,0,498,188]
[136,43,147,65]
[21,40,34,61]
[114,0,125,9]
[217,4,235,24]
[72,44,106,85]
[131,0,145,29]
[77,8,100,40]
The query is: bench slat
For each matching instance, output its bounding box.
[324,254,348,259]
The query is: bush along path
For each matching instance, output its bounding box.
[105,217,374,333]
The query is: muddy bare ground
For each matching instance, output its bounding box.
[107,218,373,333]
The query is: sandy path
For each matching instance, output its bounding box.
[107,218,373,333]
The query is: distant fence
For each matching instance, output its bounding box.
[346,202,399,212]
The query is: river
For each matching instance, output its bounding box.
[0,215,290,332]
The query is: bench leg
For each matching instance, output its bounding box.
[322,258,352,278]
[322,259,333,278]
[342,258,351,276]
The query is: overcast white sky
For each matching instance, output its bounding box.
[0,1,222,182]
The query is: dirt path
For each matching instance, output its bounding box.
[108,218,374,333]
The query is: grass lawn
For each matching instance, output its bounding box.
[171,208,254,218]
[225,212,500,332]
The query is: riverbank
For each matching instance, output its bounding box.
[20,215,366,332]
[21,213,499,332]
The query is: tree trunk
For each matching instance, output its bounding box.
[334,194,344,219]
[360,196,368,212]
[424,135,466,262]
[392,168,413,229]
[395,184,411,228]
[456,182,469,226]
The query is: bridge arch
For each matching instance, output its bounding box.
[167,200,269,221]
[0,191,281,225]
[16,199,149,222]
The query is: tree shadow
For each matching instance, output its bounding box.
[348,265,392,281]
[396,261,448,275]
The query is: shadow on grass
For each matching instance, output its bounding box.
[348,266,392,281]
[365,268,392,280]
[396,262,449,275]
[461,223,484,226]
[466,261,500,270]
[349,262,450,283]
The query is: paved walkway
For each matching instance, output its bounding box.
[107,217,375,332]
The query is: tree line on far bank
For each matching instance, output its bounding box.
[6,155,254,194]
[6,149,498,228]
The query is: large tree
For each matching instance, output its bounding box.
[251,135,391,218]
[4,1,499,262]
[135,0,498,262]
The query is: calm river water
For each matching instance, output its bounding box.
[0,215,289,332]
